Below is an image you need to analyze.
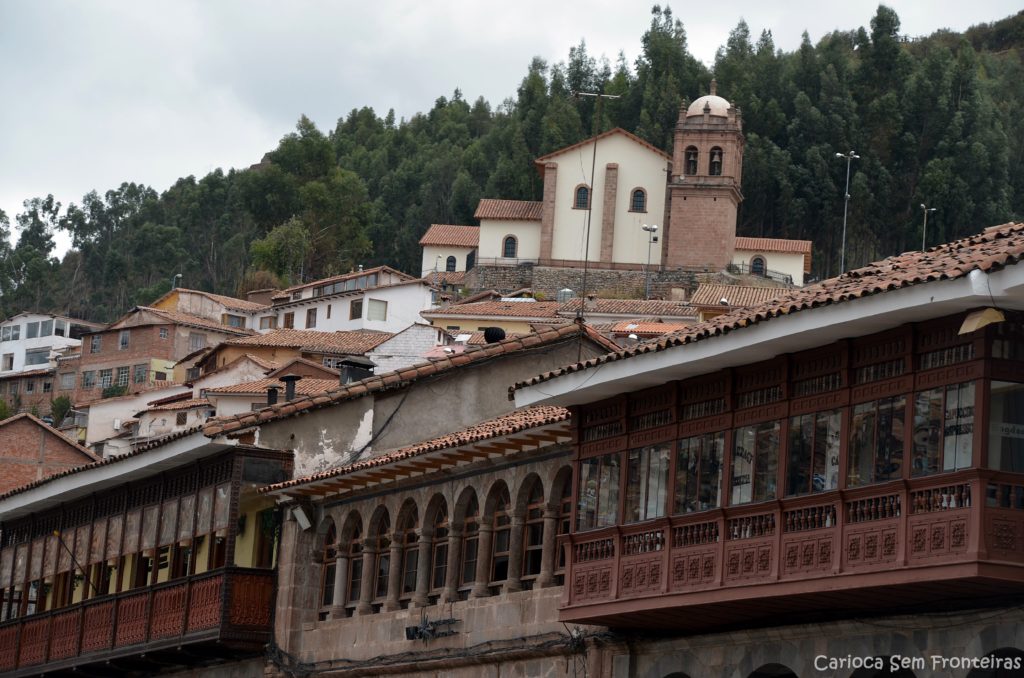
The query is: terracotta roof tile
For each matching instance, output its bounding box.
[557,298,697,318]
[204,322,617,436]
[689,284,790,308]
[134,307,254,336]
[147,398,212,411]
[225,328,392,354]
[610,320,691,336]
[205,377,339,396]
[514,223,1024,392]
[260,406,569,494]
[424,271,468,286]
[734,237,812,254]
[419,224,480,248]
[275,265,415,298]
[424,300,563,320]
[474,199,543,221]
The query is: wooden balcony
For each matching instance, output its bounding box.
[0,567,274,677]
[561,470,1024,630]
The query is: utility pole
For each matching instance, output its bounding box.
[642,224,658,299]
[835,151,859,273]
[573,91,621,325]
[920,204,937,251]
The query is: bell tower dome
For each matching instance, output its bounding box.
[664,79,744,270]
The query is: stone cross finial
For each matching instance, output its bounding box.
[710,78,718,96]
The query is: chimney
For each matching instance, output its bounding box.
[267,386,280,406]
[337,356,375,385]
[280,374,301,401]
[584,295,597,313]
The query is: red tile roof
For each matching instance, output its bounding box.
[689,284,790,308]
[474,199,543,221]
[203,322,618,437]
[147,398,212,411]
[534,128,671,163]
[514,222,1024,392]
[424,271,468,286]
[225,329,393,355]
[610,320,691,336]
[735,237,813,272]
[274,265,416,299]
[557,298,698,318]
[205,377,338,396]
[127,307,254,336]
[260,406,569,495]
[419,224,480,248]
[150,288,270,312]
[423,300,563,320]
[735,237,812,254]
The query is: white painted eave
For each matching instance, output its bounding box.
[516,264,1024,408]
[0,431,236,522]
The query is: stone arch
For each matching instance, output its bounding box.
[423,493,448,532]
[315,514,336,541]
[515,472,545,516]
[339,510,363,546]
[549,465,573,508]
[685,146,699,175]
[709,146,724,176]
[395,497,419,533]
[367,504,391,539]
[484,480,512,519]
[453,486,479,527]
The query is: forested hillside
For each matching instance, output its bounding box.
[1,5,1022,323]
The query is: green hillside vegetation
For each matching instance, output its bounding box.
[1,5,1022,323]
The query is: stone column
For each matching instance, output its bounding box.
[330,554,349,618]
[355,544,375,616]
[540,163,558,262]
[503,515,526,593]
[440,529,461,604]
[410,530,432,608]
[384,537,403,611]
[599,163,618,264]
[470,525,493,598]
[536,507,560,588]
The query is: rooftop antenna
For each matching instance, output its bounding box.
[572,90,620,361]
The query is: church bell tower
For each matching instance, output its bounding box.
[663,79,744,270]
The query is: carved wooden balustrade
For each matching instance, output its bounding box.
[563,470,1024,624]
[0,567,274,674]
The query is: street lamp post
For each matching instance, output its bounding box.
[835,151,860,273]
[642,224,658,299]
[920,204,937,250]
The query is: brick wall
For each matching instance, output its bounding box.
[600,163,618,262]
[0,416,93,493]
[0,370,57,416]
[466,264,711,300]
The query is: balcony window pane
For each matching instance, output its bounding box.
[106,515,123,561]
[786,410,841,496]
[197,487,213,534]
[674,432,724,514]
[90,519,106,563]
[214,483,231,530]
[577,452,620,530]
[731,420,780,505]
[990,381,1024,471]
[848,396,905,487]
[179,495,196,541]
[913,381,974,477]
[624,443,671,523]
[124,510,141,553]
[142,506,159,550]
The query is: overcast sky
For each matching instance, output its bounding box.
[1,0,1019,255]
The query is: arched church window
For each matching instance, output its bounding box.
[445,256,456,272]
[751,256,766,276]
[710,147,723,176]
[503,236,518,259]
[630,188,647,213]
[685,147,699,175]
[466,251,475,271]
[574,185,590,210]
